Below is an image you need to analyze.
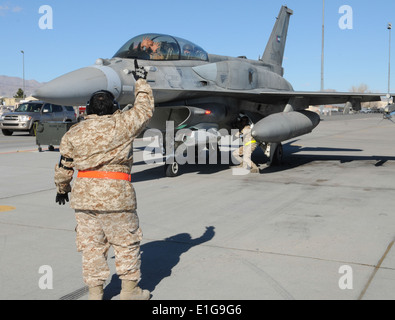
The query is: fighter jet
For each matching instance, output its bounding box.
[34,5,384,176]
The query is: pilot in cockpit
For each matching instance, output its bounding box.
[182,44,193,59]
[140,37,163,60]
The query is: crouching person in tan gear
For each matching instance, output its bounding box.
[54,62,154,300]
[232,116,259,173]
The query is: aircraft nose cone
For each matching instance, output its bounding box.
[33,66,122,106]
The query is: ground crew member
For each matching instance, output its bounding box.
[54,61,154,300]
[232,116,259,173]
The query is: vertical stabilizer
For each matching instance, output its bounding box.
[261,6,293,75]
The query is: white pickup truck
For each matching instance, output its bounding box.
[0,100,76,136]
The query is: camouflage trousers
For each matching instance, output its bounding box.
[232,142,258,169]
[75,210,143,288]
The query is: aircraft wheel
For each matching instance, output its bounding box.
[268,143,283,166]
[165,162,179,177]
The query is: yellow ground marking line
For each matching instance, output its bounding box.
[0,205,16,212]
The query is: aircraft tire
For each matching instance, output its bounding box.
[268,143,283,166]
[165,162,179,177]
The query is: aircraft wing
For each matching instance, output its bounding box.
[154,88,384,106]
[258,91,384,105]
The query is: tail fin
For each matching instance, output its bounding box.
[261,6,293,75]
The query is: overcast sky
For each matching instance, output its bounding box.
[1,0,394,93]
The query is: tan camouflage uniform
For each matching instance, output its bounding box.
[232,125,258,170]
[54,79,154,287]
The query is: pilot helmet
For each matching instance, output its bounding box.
[183,44,193,54]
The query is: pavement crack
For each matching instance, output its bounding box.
[0,188,55,200]
[0,221,73,233]
[357,239,395,300]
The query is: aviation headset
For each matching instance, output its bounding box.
[237,113,251,123]
[236,113,254,128]
[86,90,120,114]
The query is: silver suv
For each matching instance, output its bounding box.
[0,101,76,136]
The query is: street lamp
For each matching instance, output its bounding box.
[388,23,392,104]
[321,0,325,92]
[20,50,25,99]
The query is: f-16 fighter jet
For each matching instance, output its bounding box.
[34,6,383,176]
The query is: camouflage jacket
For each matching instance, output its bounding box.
[242,125,255,146]
[54,79,154,211]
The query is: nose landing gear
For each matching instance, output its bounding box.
[165,162,179,177]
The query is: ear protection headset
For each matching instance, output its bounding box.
[86,90,120,113]
[236,113,253,127]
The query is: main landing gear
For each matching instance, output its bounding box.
[261,142,283,167]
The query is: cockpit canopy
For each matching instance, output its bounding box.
[113,33,208,61]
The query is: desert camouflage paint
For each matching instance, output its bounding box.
[54,79,154,211]
[54,79,154,287]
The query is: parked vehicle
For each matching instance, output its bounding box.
[0,101,76,136]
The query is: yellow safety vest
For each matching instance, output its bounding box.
[244,140,257,146]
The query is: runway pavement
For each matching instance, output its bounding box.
[0,113,395,300]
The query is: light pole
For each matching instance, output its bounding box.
[388,23,392,104]
[321,0,325,92]
[20,50,25,99]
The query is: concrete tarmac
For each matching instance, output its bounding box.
[1,113,395,300]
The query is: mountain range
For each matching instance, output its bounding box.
[0,75,44,98]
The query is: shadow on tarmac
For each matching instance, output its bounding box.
[103,226,215,300]
[130,140,395,180]
[46,139,395,181]
[262,140,395,173]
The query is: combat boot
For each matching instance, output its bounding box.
[88,285,103,300]
[120,280,150,300]
[250,167,260,173]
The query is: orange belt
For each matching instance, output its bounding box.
[78,170,131,181]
